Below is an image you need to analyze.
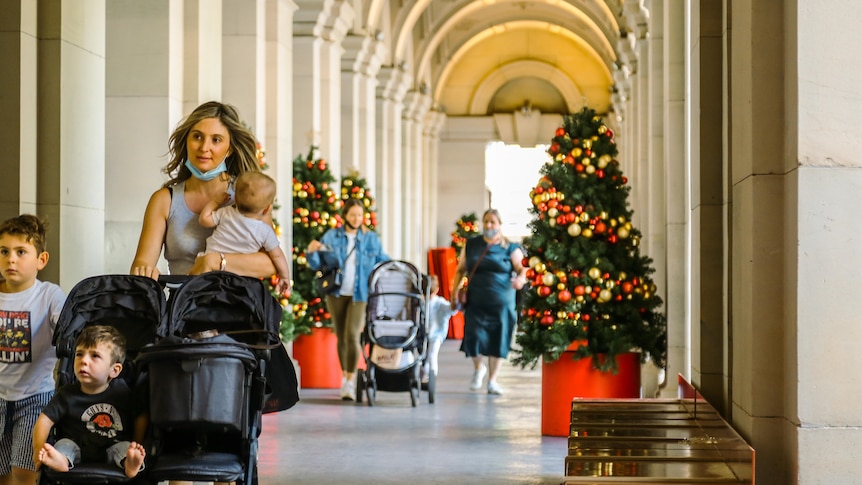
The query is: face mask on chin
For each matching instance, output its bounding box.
[185,157,228,181]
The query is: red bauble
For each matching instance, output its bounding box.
[538,286,552,297]
[573,285,586,296]
[555,127,566,137]
[540,315,555,326]
[621,282,634,293]
[558,290,572,303]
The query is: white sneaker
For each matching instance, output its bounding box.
[487,380,503,395]
[341,378,356,401]
[469,364,487,391]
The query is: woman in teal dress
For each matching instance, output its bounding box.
[450,209,527,395]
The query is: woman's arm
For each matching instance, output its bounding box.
[189,251,277,278]
[450,245,468,309]
[130,188,171,280]
[510,246,528,290]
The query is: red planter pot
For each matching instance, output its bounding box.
[541,346,641,437]
[292,327,341,389]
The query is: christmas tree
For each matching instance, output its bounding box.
[450,213,480,254]
[340,171,377,230]
[513,108,666,371]
[290,146,343,336]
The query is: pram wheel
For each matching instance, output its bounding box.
[356,371,365,404]
[427,370,436,404]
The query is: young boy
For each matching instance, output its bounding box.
[0,214,66,485]
[199,171,291,293]
[422,275,458,383]
[33,325,147,478]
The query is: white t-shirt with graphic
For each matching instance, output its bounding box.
[0,280,66,401]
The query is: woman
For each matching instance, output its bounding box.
[306,198,389,401]
[130,101,276,279]
[450,209,527,395]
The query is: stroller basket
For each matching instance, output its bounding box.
[137,335,257,430]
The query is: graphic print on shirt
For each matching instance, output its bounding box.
[82,403,124,439]
[0,311,32,364]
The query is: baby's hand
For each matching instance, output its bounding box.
[277,277,292,294]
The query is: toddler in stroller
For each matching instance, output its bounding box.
[357,261,434,407]
[34,325,147,478]
[37,274,165,485]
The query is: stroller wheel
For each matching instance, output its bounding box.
[427,370,436,404]
[356,371,365,403]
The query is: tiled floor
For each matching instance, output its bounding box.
[256,339,568,484]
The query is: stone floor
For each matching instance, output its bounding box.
[255,339,568,485]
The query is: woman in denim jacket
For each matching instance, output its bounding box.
[306,198,389,401]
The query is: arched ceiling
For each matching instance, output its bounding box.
[384,0,625,117]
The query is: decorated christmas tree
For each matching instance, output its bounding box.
[513,108,666,371]
[450,213,480,254]
[340,171,377,230]
[290,146,343,336]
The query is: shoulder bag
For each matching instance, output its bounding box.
[314,245,356,296]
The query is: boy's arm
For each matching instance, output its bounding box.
[199,200,220,229]
[267,247,292,293]
[32,413,55,467]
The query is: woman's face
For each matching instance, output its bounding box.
[186,117,231,171]
[345,205,365,229]
[483,212,502,239]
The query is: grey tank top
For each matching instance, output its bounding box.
[164,180,235,275]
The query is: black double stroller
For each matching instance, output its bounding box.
[40,272,291,485]
[357,260,434,407]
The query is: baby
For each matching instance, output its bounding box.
[200,171,291,293]
[423,275,458,383]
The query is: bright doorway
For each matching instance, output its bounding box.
[485,141,549,242]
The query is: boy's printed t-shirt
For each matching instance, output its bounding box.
[0,280,66,401]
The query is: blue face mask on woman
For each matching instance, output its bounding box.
[185,158,227,181]
[483,228,499,239]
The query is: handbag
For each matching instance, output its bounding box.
[456,243,492,307]
[314,245,356,296]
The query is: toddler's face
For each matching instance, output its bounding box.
[74,342,122,393]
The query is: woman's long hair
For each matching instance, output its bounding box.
[162,101,261,187]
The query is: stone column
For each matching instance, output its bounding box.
[264,0,298,253]
[183,0,223,112]
[341,33,385,186]
[222,0,266,132]
[0,1,37,219]
[105,0,183,275]
[375,65,411,259]
[38,1,107,287]
[423,110,447,251]
[662,0,687,396]
[402,90,431,266]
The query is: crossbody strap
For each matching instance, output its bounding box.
[465,243,492,286]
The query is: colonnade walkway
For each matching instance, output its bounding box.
[256,339,568,484]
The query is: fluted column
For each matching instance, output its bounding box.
[423,110,447,250]
[341,33,385,185]
[39,1,107,286]
[222,0,266,132]
[376,65,411,259]
[105,0,184,274]
[402,90,431,266]
[0,1,37,219]
[183,0,223,112]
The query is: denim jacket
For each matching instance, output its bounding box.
[307,227,390,302]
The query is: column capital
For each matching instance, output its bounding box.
[423,110,447,138]
[617,34,638,74]
[342,33,385,77]
[624,0,649,40]
[294,0,354,43]
[377,65,412,103]
[403,90,431,122]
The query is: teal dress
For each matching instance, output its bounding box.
[460,236,520,358]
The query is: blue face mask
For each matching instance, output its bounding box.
[483,228,500,239]
[185,158,227,181]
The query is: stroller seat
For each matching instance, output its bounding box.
[41,274,166,485]
[136,272,285,485]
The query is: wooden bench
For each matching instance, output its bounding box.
[564,375,754,484]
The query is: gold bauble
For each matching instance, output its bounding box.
[617,227,630,239]
[598,289,612,302]
[542,273,556,287]
[600,211,608,220]
[582,157,591,166]
[579,212,590,223]
[588,267,601,280]
[298,190,308,198]
[556,283,566,291]
[618,272,627,281]
[585,165,596,175]
[581,228,593,238]
[548,218,556,227]
[567,224,582,237]
[598,125,607,135]
[583,139,592,149]
[572,147,583,157]
[557,311,568,319]
[529,256,542,268]
[536,263,547,273]
[548,208,558,218]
